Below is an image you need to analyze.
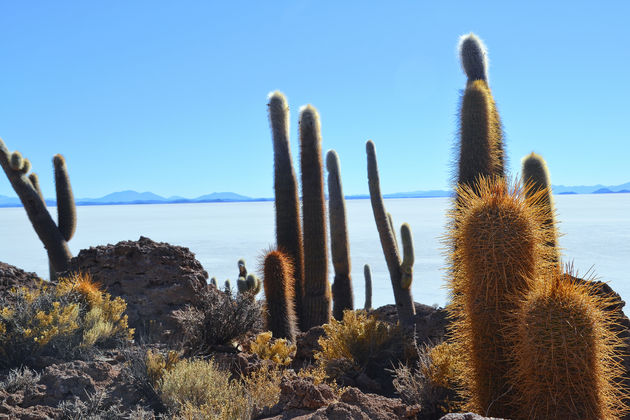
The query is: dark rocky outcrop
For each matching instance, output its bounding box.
[372,302,450,346]
[64,236,209,341]
[259,374,420,419]
[439,414,506,420]
[0,262,41,294]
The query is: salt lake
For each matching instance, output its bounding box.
[0,194,628,309]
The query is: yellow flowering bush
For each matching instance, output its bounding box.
[0,272,134,368]
[248,331,296,366]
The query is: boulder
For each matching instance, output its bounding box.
[372,302,450,346]
[64,236,209,341]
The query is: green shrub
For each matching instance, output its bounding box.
[0,273,133,368]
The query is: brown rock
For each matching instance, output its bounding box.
[0,262,41,299]
[64,236,209,341]
[293,326,325,367]
[372,302,450,345]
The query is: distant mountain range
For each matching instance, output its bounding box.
[0,182,628,208]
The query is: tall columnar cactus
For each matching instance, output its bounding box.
[262,250,298,341]
[326,149,353,320]
[521,152,560,263]
[299,105,331,329]
[0,138,75,277]
[447,177,553,417]
[366,140,416,328]
[510,270,627,420]
[457,33,505,193]
[267,91,305,330]
[363,264,372,311]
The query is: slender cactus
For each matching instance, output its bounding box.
[457,33,505,193]
[366,140,415,328]
[363,264,372,311]
[522,152,559,263]
[268,91,305,330]
[326,150,353,320]
[299,105,331,329]
[0,138,73,275]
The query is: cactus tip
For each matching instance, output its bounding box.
[458,32,489,82]
[325,149,339,172]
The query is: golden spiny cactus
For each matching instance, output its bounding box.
[447,177,554,417]
[510,269,628,420]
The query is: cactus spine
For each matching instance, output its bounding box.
[511,271,627,419]
[366,140,415,328]
[521,152,560,263]
[0,138,74,276]
[299,105,331,329]
[457,33,505,193]
[447,177,553,417]
[363,264,372,311]
[326,150,353,320]
[268,92,305,330]
[262,250,298,341]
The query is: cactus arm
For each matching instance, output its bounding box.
[299,105,331,329]
[268,91,305,329]
[366,140,415,327]
[399,223,414,289]
[326,150,353,320]
[522,152,559,263]
[28,173,45,202]
[53,154,76,241]
[387,212,399,253]
[0,138,71,273]
[363,264,372,311]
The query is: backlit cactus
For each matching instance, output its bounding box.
[0,138,75,277]
[262,250,298,341]
[457,33,505,193]
[326,150,353,320]
[521,152,560,263]
[447,177,553,417]
[268,91,305,329]
[299,105,331,329]
[511,270,627,419]
[366,140,416,328]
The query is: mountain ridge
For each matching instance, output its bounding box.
[0,182,628,207]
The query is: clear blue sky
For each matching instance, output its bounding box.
[0,1,628,199]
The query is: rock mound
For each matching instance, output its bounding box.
[65,236,209,341]
[0,262,41,294]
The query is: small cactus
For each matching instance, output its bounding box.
[262,250,298,341]
[210,277,217,287]
[366,140,416,328]
[237,274,261,296]
[326,150,353,320]
[363,264,372,311]
[299,105,331,329]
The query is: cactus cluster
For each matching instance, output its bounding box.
[267,92,351,334]
[0,138,76,279]
[447,33,627,419]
